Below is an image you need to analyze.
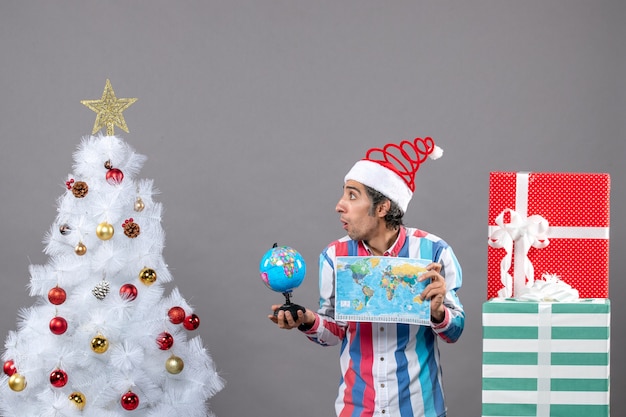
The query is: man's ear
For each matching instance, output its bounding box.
[376,199,391,218]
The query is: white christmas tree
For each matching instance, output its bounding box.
[0,80,224,417]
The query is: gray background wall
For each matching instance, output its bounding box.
[1,1,624,416]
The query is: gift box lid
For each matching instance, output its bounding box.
[488,172,610,228]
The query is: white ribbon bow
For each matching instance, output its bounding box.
[488,209,550,298]
[516,273,580,302]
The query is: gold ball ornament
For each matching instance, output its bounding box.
[139,267,157,286]
[69,392,86,410]
[75,241,87,256]
[134,197,145,212]
[96,222,114,240]
[91,335,109,354]
[8,373,27,392]
[165,355,185,374]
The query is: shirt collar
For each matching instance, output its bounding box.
[360,226,407,257]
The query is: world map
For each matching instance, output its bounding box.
[335,256,432,325]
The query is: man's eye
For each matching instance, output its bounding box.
[349,193,356,200]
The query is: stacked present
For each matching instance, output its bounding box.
[482,172,611,417]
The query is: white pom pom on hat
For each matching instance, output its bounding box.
[344,137,443,213]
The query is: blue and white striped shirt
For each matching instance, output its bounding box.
[301,226,465,417]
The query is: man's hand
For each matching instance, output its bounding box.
[268,305,315,330]
[418,262,447,323]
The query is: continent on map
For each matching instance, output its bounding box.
[351,285,375,310]
[380,263,428,301]
[345,258,379,283]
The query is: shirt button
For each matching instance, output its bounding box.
[380,383,385,388]
[380,327,384,332]
[380,357,385,361]
[382,410,386,414]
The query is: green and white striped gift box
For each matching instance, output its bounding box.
[482,299,610,417]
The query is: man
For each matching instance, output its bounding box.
[269,137,465,417]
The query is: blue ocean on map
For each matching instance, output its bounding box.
[335,256,433,325]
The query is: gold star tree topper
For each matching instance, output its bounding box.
[81,79,138,136]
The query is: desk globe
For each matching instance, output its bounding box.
[259,244,306,317]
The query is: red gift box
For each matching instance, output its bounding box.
[487,172,610,299]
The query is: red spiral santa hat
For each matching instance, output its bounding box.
[344,136,443,213]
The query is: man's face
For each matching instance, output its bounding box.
[336,180,381,242]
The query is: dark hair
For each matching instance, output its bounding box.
[363,185,404,230]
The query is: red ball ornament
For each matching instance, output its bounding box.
[48,286,67,305]
[119,284,138,301]
[121,391,140,411]
[3,359,16,376]
[50,369,68,388]
[168,306,185,324]
[183,314,200,331]
[106,168,124,185]
[49,317,68,335]
[156,332,174,350]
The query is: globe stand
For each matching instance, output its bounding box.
[273,291,306,318]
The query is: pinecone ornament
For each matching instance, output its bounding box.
[92,280,111,300]
[123,218,140,238]
[71,181,89,198]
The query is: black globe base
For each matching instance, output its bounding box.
[273,291,305,318]
[273,302,306,318]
